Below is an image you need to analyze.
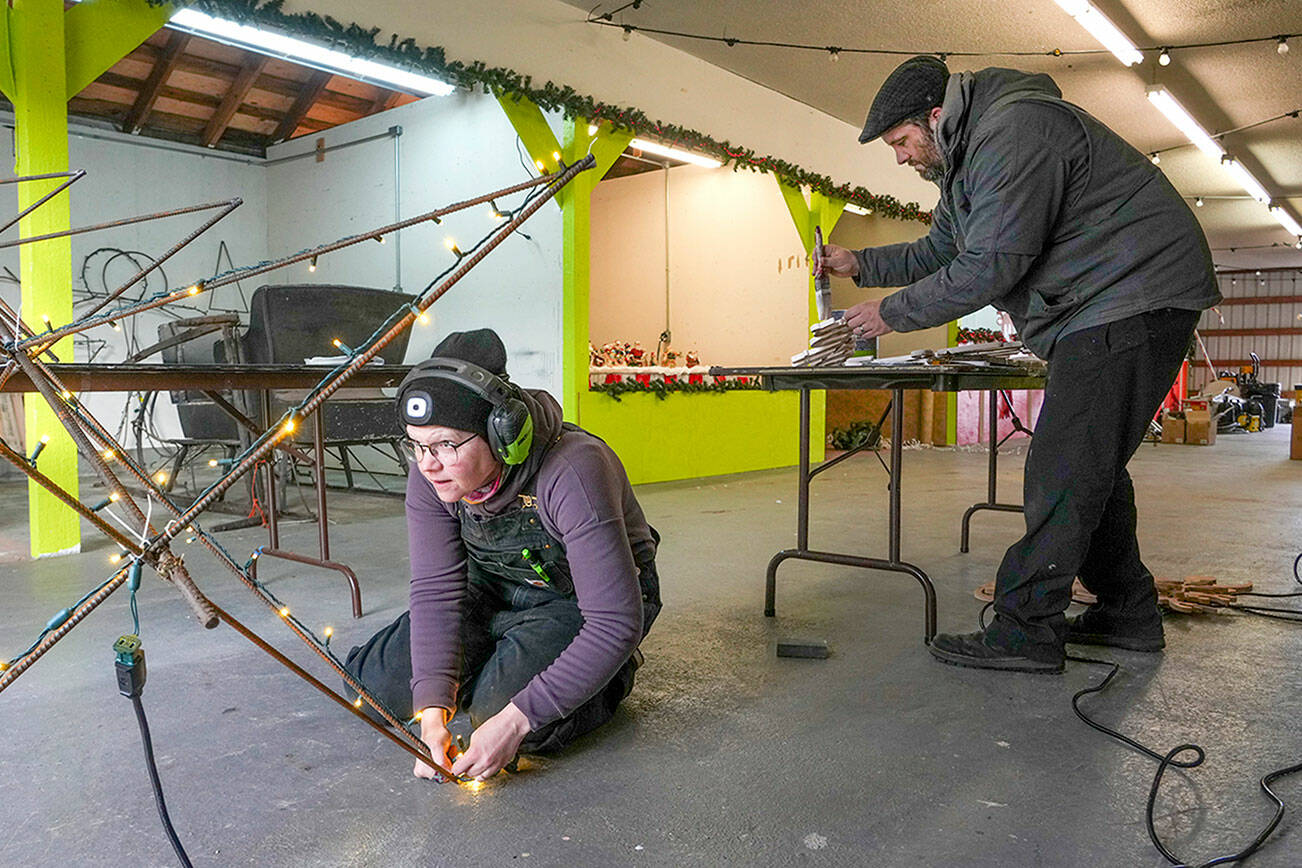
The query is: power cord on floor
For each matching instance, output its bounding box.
[978,599,1302,867]
[115,635,194,868]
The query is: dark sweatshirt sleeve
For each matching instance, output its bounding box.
[511,441,644,729]
[405,470,468,715]
[853,195,959,288]
[878,112,1067,331]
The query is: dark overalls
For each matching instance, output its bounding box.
[345,484,661,754]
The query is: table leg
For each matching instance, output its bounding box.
[765,386,937,643]
[251,396,363,618]
[959,389,1025,553]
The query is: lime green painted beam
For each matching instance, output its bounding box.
[494,94,632,421]
[495,92,564,177]
[3,0,170,555]
[11,0,79,555]
[776,179,847,322]
[65,0,174,98]
[0,8,15,102]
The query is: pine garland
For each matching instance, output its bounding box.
[157,0,932,224]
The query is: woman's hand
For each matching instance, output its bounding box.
[451,702,532,782]
[413,707,454,780]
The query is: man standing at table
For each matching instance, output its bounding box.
[821,56,1218,672]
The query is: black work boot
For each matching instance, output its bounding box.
[928,629,1065,674]
[1066,608,1165,652]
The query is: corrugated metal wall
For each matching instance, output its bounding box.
[1194,268,1302,394]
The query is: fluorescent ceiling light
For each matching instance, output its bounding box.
[844,203,872,216]
[1145,87,1225,159]
[1271,206,1302,238]
[629,138,722,168]
[1221,158,1272,204]
[168,9,454,96]
[1052,0,1143,66]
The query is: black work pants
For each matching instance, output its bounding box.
[343,582,636,753]
[987,307,1199,651]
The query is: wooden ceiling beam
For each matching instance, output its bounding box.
[200,55,268,148]
[367,90,403,116]
[122,29,190,134]
[270,69,332,143]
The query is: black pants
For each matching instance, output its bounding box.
[344,582,637,754]
[987,307,1199,651]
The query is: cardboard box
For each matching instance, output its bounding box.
[1183,408,1216,445]
[1292,408,1302,460]
[1161,411,1185,444]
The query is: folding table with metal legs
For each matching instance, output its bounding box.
[710,365,1045,645]
[959,389,1034,553]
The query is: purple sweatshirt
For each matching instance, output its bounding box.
[406,389,655,729]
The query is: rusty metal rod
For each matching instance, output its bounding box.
[13,359,426,731]
[208,600,457,781]
[160,154,594,540]
[16,170,568,352]
[0,170,86,185]
[0,166,588,750]
[0,198,242,250]
[0,170,87,236]
[0,437,143,554]
[0,567,130,694]
[11,350,152,533]
[6,353,219,628]
[81,197,243,320]
[0,296,60,363]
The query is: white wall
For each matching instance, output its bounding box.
[590,164,808,365]
[263,90,565,394]
[283,0,939,210]
[1,121,270,445]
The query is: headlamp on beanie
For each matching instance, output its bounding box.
[394,329,534,465]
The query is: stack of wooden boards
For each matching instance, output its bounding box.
[791,317,854,367]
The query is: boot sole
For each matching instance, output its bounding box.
[1066,631,1165,652]
[928,644,1064,674]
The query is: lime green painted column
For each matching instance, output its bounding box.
[2,0,171,556]
[493,95,630,421]
[777,181,847,460]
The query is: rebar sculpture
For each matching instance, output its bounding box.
[0,154,596,783]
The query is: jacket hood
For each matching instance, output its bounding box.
[936,67,1063,161]
[462,386,565,516]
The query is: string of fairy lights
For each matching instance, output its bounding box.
[586,7,1299,65]
[0,168,560,750]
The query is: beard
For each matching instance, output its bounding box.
[912,122,945,183]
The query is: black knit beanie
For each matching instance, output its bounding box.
[396,328,508,436]
[859,55,950,143]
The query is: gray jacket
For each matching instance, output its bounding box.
[856,67,1220,358]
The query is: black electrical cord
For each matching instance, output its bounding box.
[978,601,1302,866]
[130,694,194,868]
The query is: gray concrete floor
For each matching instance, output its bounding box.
[1,428,1300,867]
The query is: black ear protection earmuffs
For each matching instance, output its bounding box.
[396,357,534,465]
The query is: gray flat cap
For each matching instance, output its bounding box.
[859,55,950,143]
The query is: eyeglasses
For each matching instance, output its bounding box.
[398,434,477,465]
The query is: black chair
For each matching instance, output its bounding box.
[241,283,414,446]
[156,284,416,487]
